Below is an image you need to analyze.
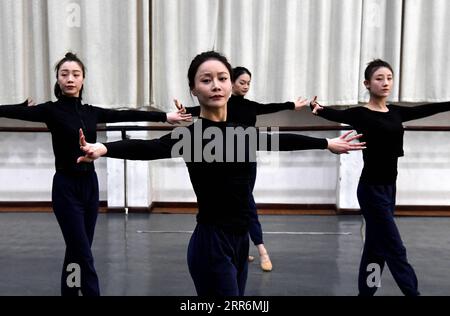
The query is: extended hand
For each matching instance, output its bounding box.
[77,129,107,163]
[310,96,323,115]
[327,130,366,154]
[294,97,309,111]
[166,111,192,124]
[173,98,187,113]
[27,97,36,106]
[167,99,191,124]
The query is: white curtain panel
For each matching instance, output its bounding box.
[0,0,49,103]
[0,0,150,108]
[152,0,450,109]
[151,0,220,111]
[401,0,450,102]
[2,0,449,108]
[359,0,403,103]
[216,0,363,106]
[152,0,364,109]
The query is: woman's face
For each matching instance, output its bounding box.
[192,59,232,109]
[232,73,251,96]
[57,61,84,98]
[365,67,393,99]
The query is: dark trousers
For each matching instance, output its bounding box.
[187,223,249,296]
[357,181,419,296]
[248,163,263,246]
[52,171,100,296]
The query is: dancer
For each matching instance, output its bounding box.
[0,52,191,296]
[176,66,308,272]
[310,59,450,296]
[77,51,365,296]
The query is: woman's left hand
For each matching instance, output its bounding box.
[27,97,36,106]
[310,96,324,115]
[77,129,107,163]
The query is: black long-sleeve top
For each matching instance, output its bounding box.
[316,102,450,184]
[185,94,294,126]
[104,118,328,234]
[0,96,167,173]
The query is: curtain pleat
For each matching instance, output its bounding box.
[400,0,450,102]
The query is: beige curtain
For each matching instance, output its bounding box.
[152,0,450,110]
[400,0,450,102]
[359,0,403,103]
[152,0,364,110]
[1,0,449,109]
[0,0,150,108]
[151,0,220,110]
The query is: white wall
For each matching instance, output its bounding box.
[0,130,54,201]
[105,123,153,208]
[397,131,450,205]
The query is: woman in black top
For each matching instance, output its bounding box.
[178,66,308,272]
[77,51,365,296]
[310,59,450,296]
[0,52,191,296]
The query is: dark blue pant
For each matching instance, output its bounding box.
[187,223,249,296]
[357,181,419,296]
[248,163,263,246]
[52,171,100,296]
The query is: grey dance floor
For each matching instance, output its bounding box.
[1,212,450,296]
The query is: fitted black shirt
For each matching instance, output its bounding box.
[104,118,328,233]
[317,102,450,184]
[0,96,167,173]
[186,94,295,126]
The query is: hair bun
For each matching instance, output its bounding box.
[65,52,77,59]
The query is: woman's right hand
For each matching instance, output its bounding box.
[310,96,323,115]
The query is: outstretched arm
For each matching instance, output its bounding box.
[0,99,47,122]
[95,105,192,124]
[253,97,305,116]
[259,129,365,154]
[310,96,357,126]
[394,102,450,122]
[77,129,176,163]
